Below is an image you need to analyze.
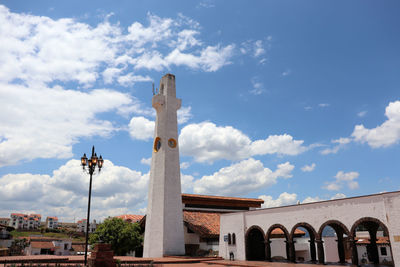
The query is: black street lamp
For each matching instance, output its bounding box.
[81,146,103,266]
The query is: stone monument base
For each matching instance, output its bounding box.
[88,243,116,267]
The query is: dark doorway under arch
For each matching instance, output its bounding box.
[246,227,266,261]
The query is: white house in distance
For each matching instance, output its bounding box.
[9,213,41,230]
[76,219,97,233]
[45,216,58,229]
[25,237,72,256]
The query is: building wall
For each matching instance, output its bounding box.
[323,236,340,262]
[270,238,286,259]
[219,191,400,265]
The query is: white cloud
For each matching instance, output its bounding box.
[300,193,346,204]
[177,106,193,124]
[253,40,265,57]
[323,171,359,191]
[181,173,194,193]
[179,122,308,163]
[0,6,235,166]
[141,157,152,165]
[259,192,298,208]
[282,69,291,76]
[196,0,215,8]
[320,137,351,155]
[193,158,294,196]
[352,100,400,148]
[358,110,367,117]
[301,163,316,172]
[180,162,191,169]
[331,193,346,200]
[116,74,152,87]
[333,137,351,145]
[302,196,324,204]
[240,38,271,64]
[128,116,155,141]
[249,77,265,95]
[127,106,191,141]
[0,159,149,221]
[318,103,330,108]
[250,134,308,156]
[0,84,133,167]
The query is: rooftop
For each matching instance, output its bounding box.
[182,193,264,209]
[116,214,144,222]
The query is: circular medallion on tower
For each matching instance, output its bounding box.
[154,137,161,152]
[168,138,177,148]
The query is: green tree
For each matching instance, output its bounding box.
[89,217,143,256]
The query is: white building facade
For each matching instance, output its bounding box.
[9,213,41,230]
[219,191,400,266]
[76,219,97,233]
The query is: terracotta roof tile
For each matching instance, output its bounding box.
[182,193,264,203]
[356,236,389,245]
[271,228,305,236]
[183,211,220,238]
[31,241,55,249]
[116,214,144,222]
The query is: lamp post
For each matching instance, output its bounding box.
[81,146,103,266]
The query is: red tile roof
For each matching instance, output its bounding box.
[31,241,55,249]
[183,211,220,238]
[271,228,305,237]
[356,236,389,245]
[116,214,144,223]
[182,194,264,208]
[11,213,26,217]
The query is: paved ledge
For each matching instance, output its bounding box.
[0,255,347,267]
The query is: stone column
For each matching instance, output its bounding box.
[286,240,296,262]
[336,229,346,263]
[349,238,359,266]
[316,239,325,264]
[308,238,317,262]
[265,240,272,261]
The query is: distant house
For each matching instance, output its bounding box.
[45,216,58,229]
[76,219,97,233]
[0,224,14,251]
[115,214,144,223]
[0,218,10,226]
[25,237,72,256]
[10,213,41,230]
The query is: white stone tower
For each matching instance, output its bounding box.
[143,74,185,257]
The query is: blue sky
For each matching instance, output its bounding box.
[0,0,399,222]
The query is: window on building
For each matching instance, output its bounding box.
[380,247,387,256]
[228,233,232,245]
[187,227,194,233]
[232,233,236,245]
[64,244,69,250]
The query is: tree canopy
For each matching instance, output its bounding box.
[89,217,143,256]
